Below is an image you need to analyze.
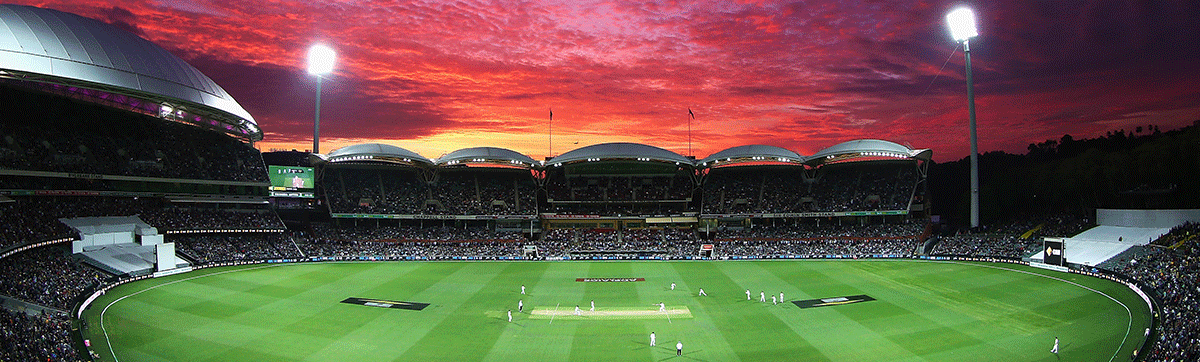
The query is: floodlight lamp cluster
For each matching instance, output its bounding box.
[860,152,908,158]
[158,103,187,120]
[331,155,374,162]
[946,7,978,42]
[307,44,336,76]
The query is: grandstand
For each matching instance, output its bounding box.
[542,142,696,220]
[0,6,282,360]
[307,140,930,239]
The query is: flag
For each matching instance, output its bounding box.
[688,108,695,119]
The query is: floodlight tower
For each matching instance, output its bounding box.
[308,44,336,154]
[946,7,980,228]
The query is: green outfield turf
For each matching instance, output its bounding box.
[80,260,1152,362]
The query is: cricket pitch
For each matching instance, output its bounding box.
[526,306,693,320]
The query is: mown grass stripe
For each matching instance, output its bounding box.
[677,261,808,362]
[391,263,515,361]
[85,260,1151,362]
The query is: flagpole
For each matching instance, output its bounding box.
[549,108,553,158]
[687,108,695,157]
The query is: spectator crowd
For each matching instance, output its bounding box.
[0,196,285,250]
[1111,223,1200,361]
[0,309,76,362]
[323,168,539,216]
[0,85,267,183]
[702,163,918,214]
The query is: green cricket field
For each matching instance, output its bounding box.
[80,259,1152,361]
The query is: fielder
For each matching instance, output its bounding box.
[1051,337,1058,354]
[650,332,656,346]
[671,283,676,290]
[575,305,581,316]
[518,299,523,313]
[590,300,595,311]
[507,309,512,322]
[760,291,766,302]
[698,288,707,296]
[746,289,751,300]
[780,292,784,302]
[772,295,777,305]
[521,285,526,295]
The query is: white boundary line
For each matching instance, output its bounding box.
[99,264,282,362]
[92,259,1141,362]
[938,261,1134,362]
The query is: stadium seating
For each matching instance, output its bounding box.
[0,309,77,362]
[0,87,267,183]
[701,163,918,214]
[0,197,284,250]
[1108,223,1200,361]
[323,167,539,216]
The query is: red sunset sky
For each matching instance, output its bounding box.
[12,0,1200,161]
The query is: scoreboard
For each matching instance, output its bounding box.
[268,166,315,198]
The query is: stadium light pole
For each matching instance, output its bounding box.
[308,44,336,154]
[947,7,980,229]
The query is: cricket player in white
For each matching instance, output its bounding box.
[1051,337,1058,354]
[521,285,525,294]
[746,289,751,300]
[518,299,523,313]
[676,341,682,356]
[780,292,784,302]
[698,288,707,296]
[650,332,656,346]
[575,305,581,316]
[507,309,512,322]
[671,283,675,290]
[659,302,666,312]
[760,291,766,302]
[772,295,777,305]
[590,300,595,311]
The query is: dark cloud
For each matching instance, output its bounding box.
[180,53,453,143]
[95,6,144,37]
[7,0,1199,160]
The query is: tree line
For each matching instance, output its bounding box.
[929,120,1200,228]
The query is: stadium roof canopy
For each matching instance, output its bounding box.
[437,147,538,169]
[324,143,434,167]
[805,139,932,166]
[0,4,260,141]
[698,145,805,168]
[547,142,693,167]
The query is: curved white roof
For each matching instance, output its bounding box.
[699,145,805,167]
[437,147,537,168]
[0,4,258,140]
[807,139,932,164]
[326,143,434,166]
[547,142,692,166]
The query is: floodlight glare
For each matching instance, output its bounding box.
[307,44,336,76]
[946,7,978,42]
[308,44,335,153]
